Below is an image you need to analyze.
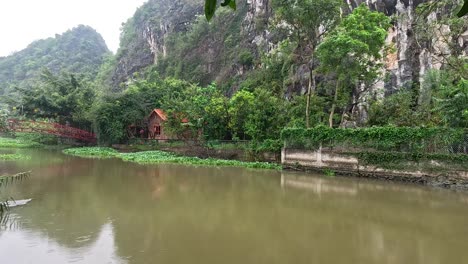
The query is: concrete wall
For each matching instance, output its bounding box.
[282,148,468,189]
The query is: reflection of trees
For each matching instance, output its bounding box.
[10,157,113,248]
[5,150,468,264]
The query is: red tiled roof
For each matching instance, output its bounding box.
[151,109,189,123]
[151,109,167,121]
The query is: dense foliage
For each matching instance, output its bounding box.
[281,126,465,152]
[11,70,95,129]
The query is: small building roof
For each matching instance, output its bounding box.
[150,109,189,123]
[150,109,167,121]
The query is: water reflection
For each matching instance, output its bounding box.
[281,173,358,195]
[0,150,468,264]
[0,221,125,264]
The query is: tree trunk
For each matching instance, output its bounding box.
[305,52,315,128]
[329,79,340,128]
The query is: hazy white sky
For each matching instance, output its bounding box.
[0,0,147,56]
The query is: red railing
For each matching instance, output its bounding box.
[6,119,96,143]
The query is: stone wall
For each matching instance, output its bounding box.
[282,148,468,189]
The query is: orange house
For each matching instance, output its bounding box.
[147,109,190,140]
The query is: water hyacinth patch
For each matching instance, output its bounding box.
[63,147,281,170]
[119,151,281,170]
[62,147,119,158]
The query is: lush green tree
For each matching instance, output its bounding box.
[271,0,341,128]
[317,4,391,127]
[245,89,286,141]
[228,90,255,139]
[161,83,230,140]
[434,78,468,128]
[15,69,95,128]
[368,90,420,127]
[369,69,468,129]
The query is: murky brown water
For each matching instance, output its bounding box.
[1,149,468,264]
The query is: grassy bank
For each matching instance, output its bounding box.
[63,147,281,170]
[0,154,31,161]
[0,137,42,148]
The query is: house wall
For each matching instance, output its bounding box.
[148,113,169,140]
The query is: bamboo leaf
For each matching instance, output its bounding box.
[457,1,468,17]
[221,0,236,10]
[205,0,217,21]
[228,0,237,10]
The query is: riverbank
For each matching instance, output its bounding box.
[282,148,468,190]
[0,134,79,150]
[5,134,468,190]
[0,137,41,148]
[63,147,281,170]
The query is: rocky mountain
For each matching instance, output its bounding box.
[110,0,467,96]
[0,25,109,95]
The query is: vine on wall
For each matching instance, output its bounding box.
[281,126,467,169]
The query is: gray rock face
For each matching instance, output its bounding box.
[111,0,466,98]
[110,0,202,90]
[247,0,465,93]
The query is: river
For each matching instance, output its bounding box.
[1,149,468,264]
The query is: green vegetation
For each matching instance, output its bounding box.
[323,168,335,177]
[0,137,41,148]
[120,151,281,169]
[14,133,59,145]
[282,126,465,152]
[62,147,118,158]
[155,3,248,86]
[13,70,95,128]
[0,25,109,104]
[272,0,341,128]
[1,0,465,172]
[63,147,281,170]
[282,126,467,170]
[0,154,31,161]
[317,4,391,128]
[355,151,468,170]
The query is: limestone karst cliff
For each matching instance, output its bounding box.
[110,0,467,96]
